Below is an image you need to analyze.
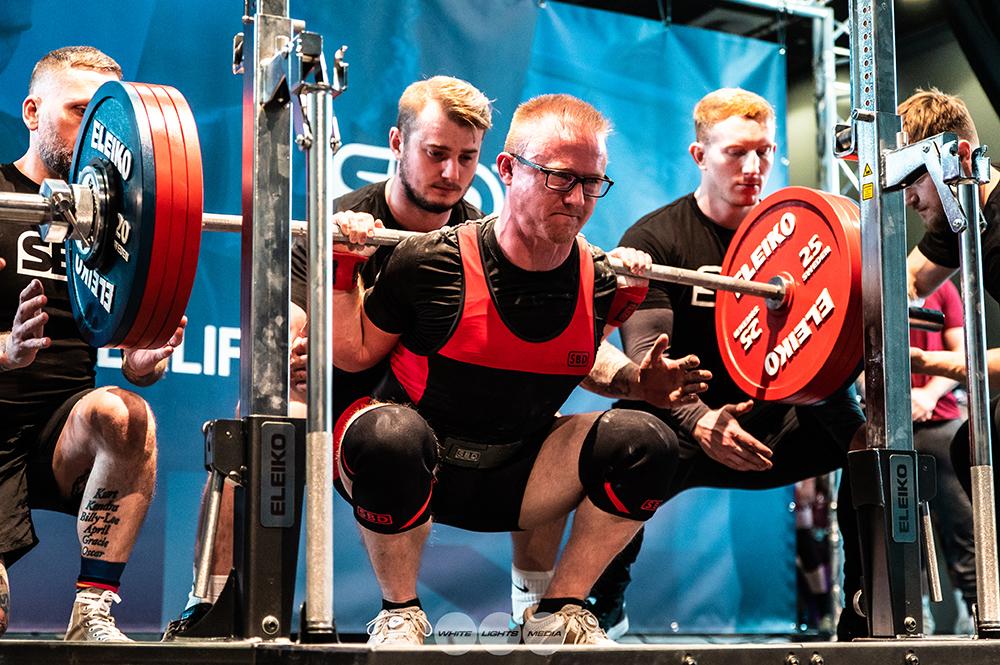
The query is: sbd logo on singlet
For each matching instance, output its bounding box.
[640,499,664,511]
[566,351,591,368]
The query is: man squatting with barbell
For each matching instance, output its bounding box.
[330,93,713,645]
[0,47,186,641]
[0,48,976,641]
[163,75,581,637]
[251,88,872,644]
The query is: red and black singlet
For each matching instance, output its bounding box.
[375,222,600,444]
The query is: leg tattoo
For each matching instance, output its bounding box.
[79,488,121,560]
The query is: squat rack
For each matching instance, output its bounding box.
[192,0,1000,646]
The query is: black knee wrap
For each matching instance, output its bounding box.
[339,404,437,534]
[578,409,678,521]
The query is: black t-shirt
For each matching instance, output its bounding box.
[618,193,746,409]
[365,217,619,357]
[289,180,480,415]
[917,180,1000,302]
[0,163,96,413]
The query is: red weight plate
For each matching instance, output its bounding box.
[795,192,863,402]
[789,191,857,404]
[736,188,862,404]
[131,84,190,349]
[826,193,862,388]
[746,188,862,403]
[115,84,180,349]
[142,85,192,348]
[715,186,863,404]
[111,83,175,349]
[154,85,203,349]
[122,84,182,348]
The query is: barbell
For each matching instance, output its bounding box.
[0,80,928,405]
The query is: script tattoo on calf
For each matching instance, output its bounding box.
[79,487,121,559]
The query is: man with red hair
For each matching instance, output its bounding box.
[593,87,866,640]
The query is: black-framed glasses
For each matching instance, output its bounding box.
[511,154,614,198]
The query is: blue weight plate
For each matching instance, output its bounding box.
[67,80,158,348]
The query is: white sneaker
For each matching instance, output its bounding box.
[605,612,629,641]
[366,606,431,646]
[64,588,133,642]
[522,603,615,645]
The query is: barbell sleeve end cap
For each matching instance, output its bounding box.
[766,273,793,311]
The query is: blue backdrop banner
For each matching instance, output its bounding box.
[0,0,794,635]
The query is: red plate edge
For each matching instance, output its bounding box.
[155,85,203,350]
[116,83,178,349]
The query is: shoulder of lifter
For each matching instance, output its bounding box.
[388,221,464,265]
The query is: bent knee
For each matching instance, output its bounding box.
[578,409,678,521]
[582,409,678,468]
[341,403,436,473]
[76,387,156,457]
[339,404,437,534]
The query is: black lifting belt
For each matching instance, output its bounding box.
[438,435,526,470]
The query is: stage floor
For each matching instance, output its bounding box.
[3,636,1000,664]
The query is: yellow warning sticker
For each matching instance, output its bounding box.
[862,163,873,177]
[862,182,874,200]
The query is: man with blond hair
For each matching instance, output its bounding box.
[293,74,495,418]
[0,46,185,641]
[591,87,866,640]
[330,93,711,646]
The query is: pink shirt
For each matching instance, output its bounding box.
[910,280,964,421]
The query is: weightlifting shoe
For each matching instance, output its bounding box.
[65,587,133,642]
[522,603,615,645]
[366,606,431,646]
